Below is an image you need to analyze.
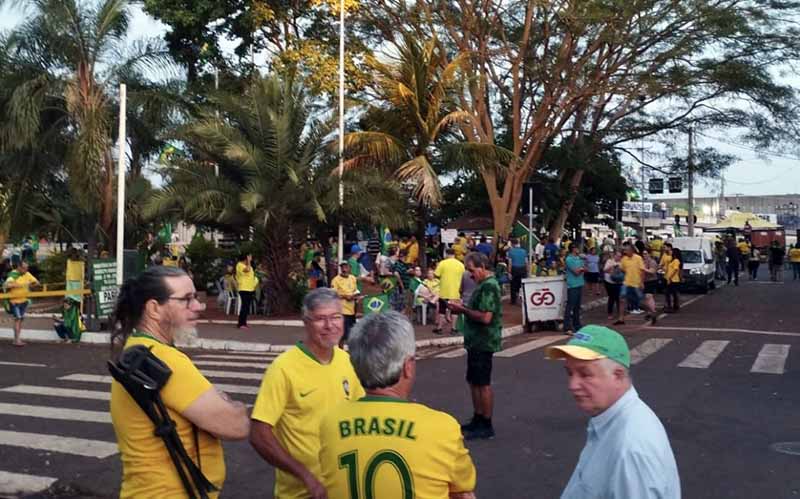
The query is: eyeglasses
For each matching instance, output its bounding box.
[308,314,343,325]
[167,293,200,309]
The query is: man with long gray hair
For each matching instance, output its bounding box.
[250,288,365,499]
[319,311,477,498]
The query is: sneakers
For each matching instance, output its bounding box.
[460,415,480,432]
[464,425,495,440]
[630,309,644,315]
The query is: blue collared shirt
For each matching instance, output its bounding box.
[561,387,681,499]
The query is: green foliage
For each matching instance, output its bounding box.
[38,252,69,285]
[184,234,221,291]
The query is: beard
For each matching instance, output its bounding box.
[173,326,199,348]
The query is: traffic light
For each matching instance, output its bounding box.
[668,177,683,193]
[648,178,664,194]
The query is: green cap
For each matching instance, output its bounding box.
[546,325,631,368]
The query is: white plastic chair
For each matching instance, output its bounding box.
[412,286,429,326]
[223,289,238,315]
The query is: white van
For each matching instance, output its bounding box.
[670,237,717,293]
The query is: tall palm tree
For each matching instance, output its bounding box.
[0,0,174,250]
[147,75,409,313]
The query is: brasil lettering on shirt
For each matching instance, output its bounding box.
[338,417,417,441]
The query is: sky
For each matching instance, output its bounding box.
[2,4,799,201]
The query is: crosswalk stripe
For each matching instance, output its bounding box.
[200,370,263,380]
[59,374,260,395]
[0,402,111,423]
[193,360,269,369]
[496,335,567,358]
[194,354,278,361]
[678,340,730,369]
[435,348,466,359]
[751,344,790,374]
[630,338,673,365]
[0,385,110,401]
[0,361,47,368]
[0,430,117,458]
[0,470,57,496]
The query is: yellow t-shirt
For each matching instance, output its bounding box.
[110,334,225,499]
[620,254,645,288]
[235,261,258,292]
[331,274,358,316]
[5,272,39,304]
[319,396,477,499]
[666,259,682,284]
[659,253,673,270]
[650,239,663,259]
[251,343,365,499]
[423,278,440,295]
[434,258,465,300]
[789,248,800,263]
[737,242,750,256]
[404,242,419,264]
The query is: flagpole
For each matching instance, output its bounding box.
[115,83,127,285]
[337,0,345,268]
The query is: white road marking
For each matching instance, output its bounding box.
[0,361,47,368]
[648,327,800,338]
[678,340,730,369]
[435,348,467,358]
[193,354,278,361]
[0,470,57,496]
[0,430,118,458]
[0,402,110,423]
[200,370,263,380]
[630,338,673,365]
[193,360,270,369]
[59,374,260,394]
[0,385,110,401]
[496,335,568,358]
[751,344,790,374]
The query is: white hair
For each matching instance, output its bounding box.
[347,312,416,389]
[598,358,630,379]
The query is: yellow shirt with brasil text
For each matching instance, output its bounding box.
[110,333,225,499]
[620,253,645,288]
[251,343,365,499]
[331,274,358,316]
[319,396,477,499]
[434,257,465,300]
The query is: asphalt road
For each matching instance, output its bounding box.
[0,267,799,498]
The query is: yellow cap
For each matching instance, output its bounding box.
[545,345,607,362]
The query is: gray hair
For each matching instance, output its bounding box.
[302,288,341,319]
[465,251,489,269]
[348,311,416,389]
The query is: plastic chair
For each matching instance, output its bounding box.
[223,289,238,315]
[412,285,429,326]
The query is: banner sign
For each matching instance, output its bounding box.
[92,259,118,319]
[623,201,653,213]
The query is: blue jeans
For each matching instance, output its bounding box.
[564,286,583,332]
[9,302,27,320]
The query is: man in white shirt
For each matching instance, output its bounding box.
[545,325,681,499]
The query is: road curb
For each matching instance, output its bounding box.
[22,313,305,327]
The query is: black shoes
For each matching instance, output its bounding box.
[461,415,495,440]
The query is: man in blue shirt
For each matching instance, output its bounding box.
[546,326,681,499]
[506,238,528,305]
[475,236,494,259]
[564,243,585,334]
[544,237,560,268]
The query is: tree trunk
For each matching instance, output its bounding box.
[261,222,296,315]
[548,169,585,242]
[101,153,115,250]
[417,202,428,270]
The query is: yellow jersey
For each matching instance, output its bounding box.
[789,248,800,263]
[404,242,419,264]
[331,274,358,316]
[423,278,440,295]
[235,261,258,292]
[434,257,465,300]
[5,272,39,304]
[251,343,365,499]
[666,259,682,284]
[737,242,750,256]
[110,333,225,499]
[319,395,477,499]
[650,239,663,259]
[659,253,673,270]
[620,254,645,288]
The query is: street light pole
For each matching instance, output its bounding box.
[337,0,345,267]
[115,83,127,285]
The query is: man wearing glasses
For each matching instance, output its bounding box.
[250,288,365,499]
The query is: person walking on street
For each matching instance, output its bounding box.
[447,252,503,440]
[769,240,785,282]
[725,241,740,286]
[249,288,365,499]
[790,243,800,280]
[434,248,466,335]
[319,312,478,499]
[748,247,761,280]
[737,238,751,272]
[507,238,528,305]
[642,250,659,325]
[564,244,586,335]
[545,325,681,499]
[109,266,250,498]
[2,260,40,346]
[615,243,645,326]
[603,251,624,320]
[236,252,258,329]
[665,248,682,313]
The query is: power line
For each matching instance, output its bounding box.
[695,131,800,162]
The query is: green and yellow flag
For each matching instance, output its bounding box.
[363,294,390,315]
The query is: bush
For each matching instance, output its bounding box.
[38,252,69,285]
[185,235,222,292]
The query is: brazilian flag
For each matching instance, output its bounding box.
[363,294,390,315]
[380,225,392,255]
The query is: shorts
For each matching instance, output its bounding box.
[585,272,600,283]
[621,285,643,306]
[644,281,658,295]
[9,302,28,320]
[438,298,450,314]
[466,349,494,386]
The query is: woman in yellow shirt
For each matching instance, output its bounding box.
[665,248,683,313]
[790,243,800,280]
[235,253,259,329]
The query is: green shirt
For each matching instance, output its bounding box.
[463,276,503,352]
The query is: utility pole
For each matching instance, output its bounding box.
[687,128,695,237]
[115,83,127,285]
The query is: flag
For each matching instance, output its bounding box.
[363,294,390,315]
[380,225,392,255]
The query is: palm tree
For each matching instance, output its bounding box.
[0,0,174,251]
[147,75,409,313]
